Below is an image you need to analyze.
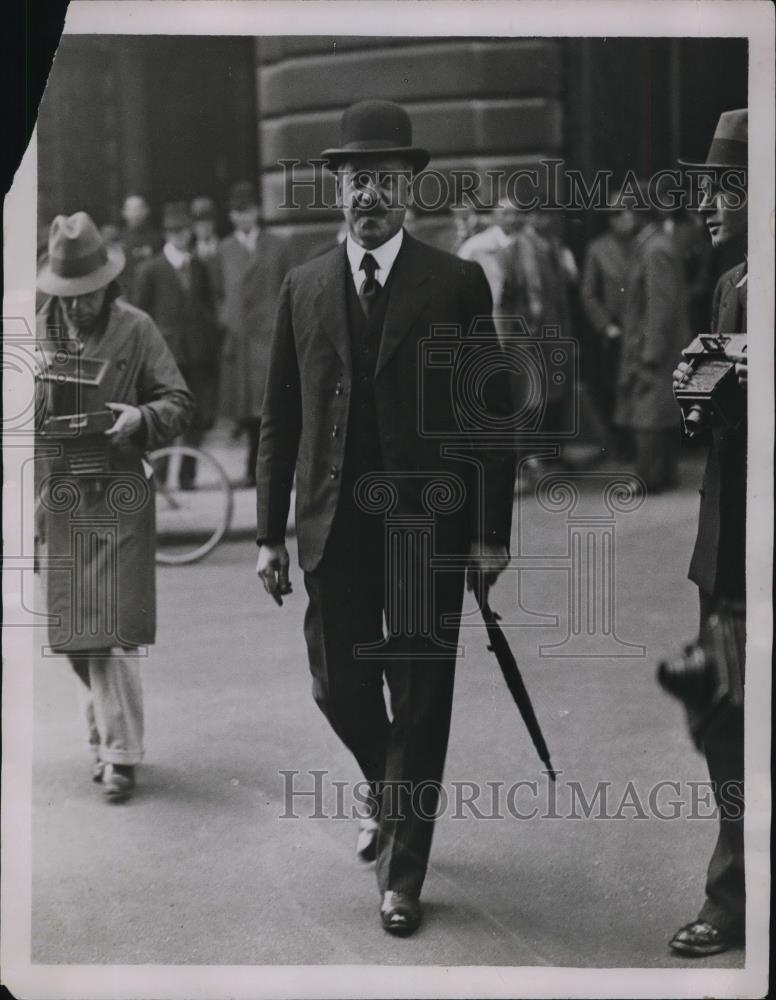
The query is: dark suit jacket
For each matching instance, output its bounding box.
[256,232,516,572]
[217,231,291,420]
[688,261,747,598]
[134,253,219,367]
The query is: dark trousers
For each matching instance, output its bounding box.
[303,495,464,898]
[697,590,745,934]
[635,428,679,492]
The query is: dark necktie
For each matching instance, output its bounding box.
[358,252,380,317]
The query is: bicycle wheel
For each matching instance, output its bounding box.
[149,445,234,565]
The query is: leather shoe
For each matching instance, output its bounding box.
[356,818,378,862]
[103,764,135,802]
[91,759,105,783]
[380,891,421,936]
[669,919,743,957]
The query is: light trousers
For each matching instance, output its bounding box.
[68,649,145,765]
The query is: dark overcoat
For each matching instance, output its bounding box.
[133,254,220,367]
[688,261,747,598]
[217,232,291,421]
[616,222,690,430]
[36,296,193,651]
[255,232,516,573]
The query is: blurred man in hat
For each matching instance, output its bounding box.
[255,100,515,934]
[135,202,221,488]
[191,196,223,296]
[35,212,193,802]
[191,195,225,425]
[615,182,690,492]
[670,109,748,958]
[119,194,163,303]
[217,181,290,485]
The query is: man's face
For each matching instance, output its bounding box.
[230,206,260,233]
[495,204,521,235]
[193,219,215,241]
[336,156,412,250]
[123,196,149,229]
[61,287,107,330]
[698,172,748,248]
[609,209,637,238]
[166,226,192,252]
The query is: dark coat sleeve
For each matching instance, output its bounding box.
[255,271,302,545]
[461,260,517,550]
[580,245,610,334]
[134,315,195,450]
[133,259,155,315]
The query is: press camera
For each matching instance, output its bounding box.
[657,602,745,747]
[673,333,747,436]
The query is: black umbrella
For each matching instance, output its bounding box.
[479,598,557,781]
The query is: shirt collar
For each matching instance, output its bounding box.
[235,227,259,252]
[346,228,404,287]
[163,241,192,269]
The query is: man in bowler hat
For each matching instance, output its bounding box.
[671,109,749,957]
[255,100,515,934]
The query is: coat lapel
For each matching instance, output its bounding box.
[313,243,351,368]
[376,233,432,375]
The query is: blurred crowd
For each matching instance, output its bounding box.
[37,181,718,492]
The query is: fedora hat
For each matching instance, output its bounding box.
[229,181,259,212]
[163,201,192,231]
[190,196,216,221]
[321,100,430,173]
[37,212,125,297]
[679,108,748,169]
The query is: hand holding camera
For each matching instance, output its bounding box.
[672,334,747,436]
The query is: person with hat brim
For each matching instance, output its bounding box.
[669,109,748,958]
[134,202,222,488]
[255,100,515,935]
[216,181,291,485]
[35,211,193,802]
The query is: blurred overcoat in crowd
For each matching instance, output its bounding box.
[134,254,220,370]
[217,231,291,422]
[616,221,690,430]
[36,293,193,651]
[580,231,630,335]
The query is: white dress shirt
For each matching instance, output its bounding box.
[345,227,404,292]
[163,241,192,270]
[235,227,259,254]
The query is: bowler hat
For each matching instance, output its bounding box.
[190,196,216,221]
[162,201,192,231]
[679,109,748,169]
[36,212,125,297]
[321,100,430,173]
[229,181,259,212]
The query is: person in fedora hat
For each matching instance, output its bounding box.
[669,109,748,957]
[135,202,221,488]
[35,211,193,802]
[256,100,515,935]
